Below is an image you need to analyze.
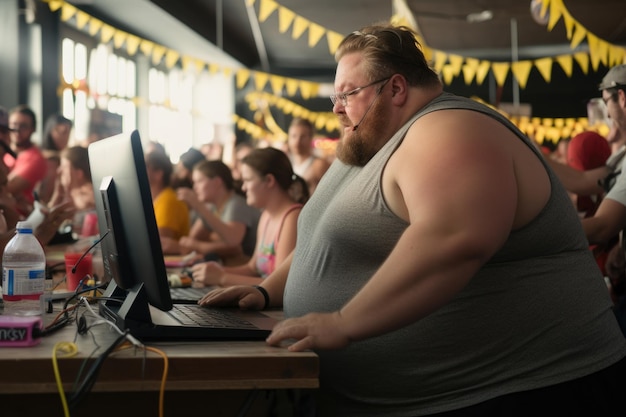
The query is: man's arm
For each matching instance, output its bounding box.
[582,198,626,244]
[545,158,608,196]
[198,250,293,309]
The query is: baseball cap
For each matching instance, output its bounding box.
[567,131,611,171]
[598,64,626,90]
[179,147,205,171]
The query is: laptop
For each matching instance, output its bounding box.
[169,285,214,304]
[89,131,278,341]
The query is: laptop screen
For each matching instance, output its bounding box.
[88,130,172,314]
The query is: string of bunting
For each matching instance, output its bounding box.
[45,0,615,143]
[43,0,321,99]
[251,0,625,89]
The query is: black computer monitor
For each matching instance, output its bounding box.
[88,130,172,327]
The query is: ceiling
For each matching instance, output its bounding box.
[63,0,626,118]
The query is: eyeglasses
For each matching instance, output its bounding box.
[330,77,391,107]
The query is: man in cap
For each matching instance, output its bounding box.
[172,147,205,189]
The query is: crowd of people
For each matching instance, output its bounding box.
[0,100,331,292]
[2,24,626,416]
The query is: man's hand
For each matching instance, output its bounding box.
[266,312,350,351]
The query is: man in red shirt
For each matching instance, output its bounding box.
[7,105,47,216]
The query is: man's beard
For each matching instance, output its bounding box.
[335,102,388,167]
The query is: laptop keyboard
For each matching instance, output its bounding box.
[169,286,212,302]
[168,305,257,329]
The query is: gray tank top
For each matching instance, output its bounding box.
[284,93,626,416]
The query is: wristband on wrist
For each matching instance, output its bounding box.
[253,285,270,310]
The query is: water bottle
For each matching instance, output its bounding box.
[2,221,46,316]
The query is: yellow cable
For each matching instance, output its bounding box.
[52,342,79,417]
[116,343,169,417]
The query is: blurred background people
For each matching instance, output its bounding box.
[165,160,260,266]
[6,105,47,216]
[38,114,73,205]
[287,117,330,194]
[145,150,190,254]
[172,147,205,189]
[190,147,307,287]
[230,142,254,193]
[48,146,96,238]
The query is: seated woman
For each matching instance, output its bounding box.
[145,151,190,254]
[189,147,308,287]
[37,114,73,205]
[162,159,260,265]
[48,146,96,237]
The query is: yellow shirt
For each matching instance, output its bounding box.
[153,187,190,239]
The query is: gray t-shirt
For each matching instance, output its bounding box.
[284,93,626,416]
[202,193,260,257]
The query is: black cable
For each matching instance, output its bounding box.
[71,230,109,274]
[68,330,128,409]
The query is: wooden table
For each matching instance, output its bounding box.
[0,301,319,416]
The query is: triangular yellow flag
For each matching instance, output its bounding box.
[181,56,193,72]
[151,45,166,66]
[100,24,115,44]
[555,54,573,77]
[573,52,589,74]
[441,65,455,85]
[270,75,286,94]
[327,31,344,55]
[126,34,141,56]
[258,0,279,22]
[60,3,77,22]
[547,0,563,31]
[113,31,127,50]
[534,57,553,82]
[254,72,270,90]
[433,51,447,74]
[164,49,180,69]
[511,61,533,89]
[292,16,309,40]
[448,55,464,76]
[236,69,251,89]
[562,12,575,40]
[278,7,295,33]
[570,24,587,49]
[75,11,90,30]
[608,46,626,67]
[194,59,206,73]
[476,61,491,85]
[285,78,299,96]
[47,1,63,12]
[462,58,480,84]
[491,62,510,87]
[587,34,602,71]
[209,63,220,74]
[300,82,314,99]
[595,38,610,67]
[140,40,154,57]
[462,65,477,85]
[88,18,103,37]
[308,23,326,48]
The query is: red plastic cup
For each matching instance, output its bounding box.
[80,212,99,237]
[64,252,93,291]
